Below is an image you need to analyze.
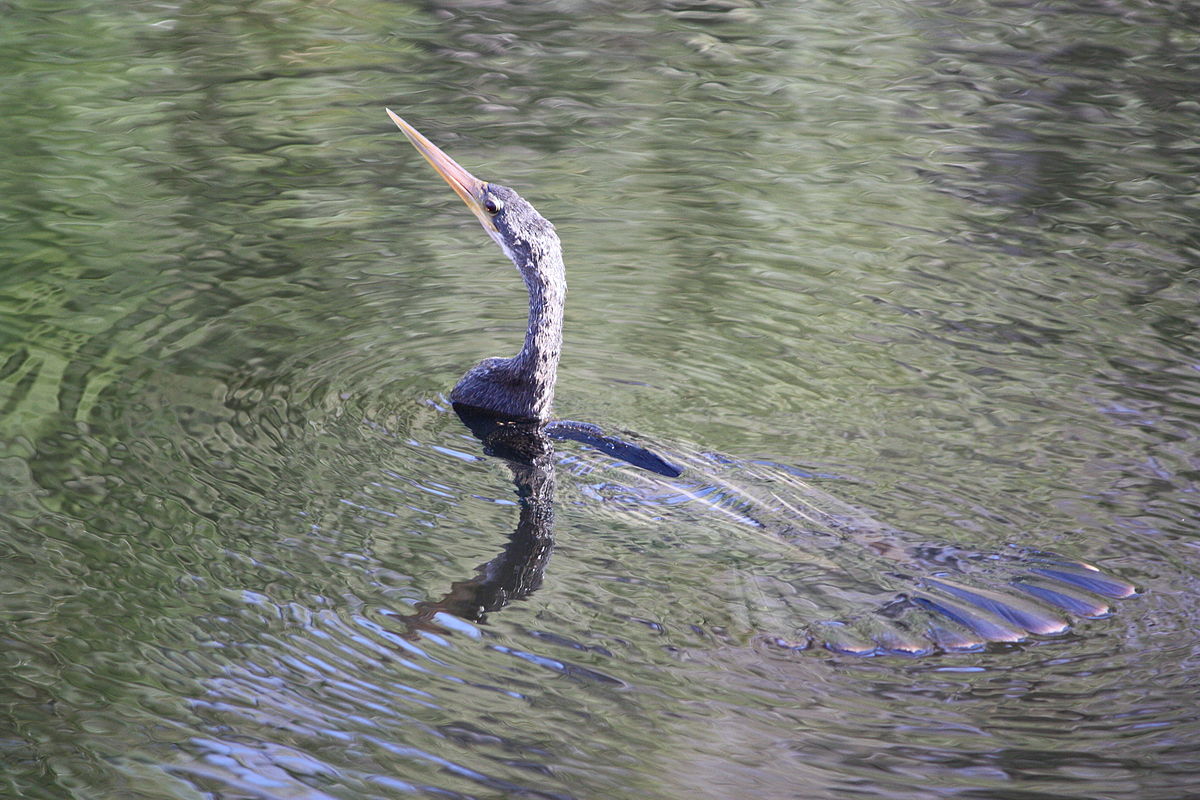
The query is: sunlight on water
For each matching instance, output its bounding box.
[1,0,1198,798]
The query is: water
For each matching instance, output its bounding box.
[2,0,1198,797]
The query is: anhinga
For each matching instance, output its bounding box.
[387,108,564,422]
[385,110,1136,655]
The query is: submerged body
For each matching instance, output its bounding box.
[386,111,1136,655]
[547,429,1134,655]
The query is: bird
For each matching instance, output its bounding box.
[386,109,564,423]
[384,110,1137,656]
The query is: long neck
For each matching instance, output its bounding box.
[451,221,567,422]
[511,245,566,417]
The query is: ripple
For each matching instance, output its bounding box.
[2,0,1199,798]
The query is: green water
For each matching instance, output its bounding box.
[2,1,1198,798]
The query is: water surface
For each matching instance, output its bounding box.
[2,1,1199,798]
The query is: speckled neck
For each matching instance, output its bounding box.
[511,244,565,420]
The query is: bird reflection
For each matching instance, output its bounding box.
[393,408,557,638]
[392,406,683,639]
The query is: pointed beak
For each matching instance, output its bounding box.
[386,109,497,232]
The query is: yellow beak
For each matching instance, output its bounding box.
[386,109,496,232]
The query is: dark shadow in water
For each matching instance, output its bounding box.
[390,408,558,638]
[390,406,691,639]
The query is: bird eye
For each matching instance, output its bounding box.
[483,195,504,215]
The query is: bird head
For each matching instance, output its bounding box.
[386,110,558,270]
